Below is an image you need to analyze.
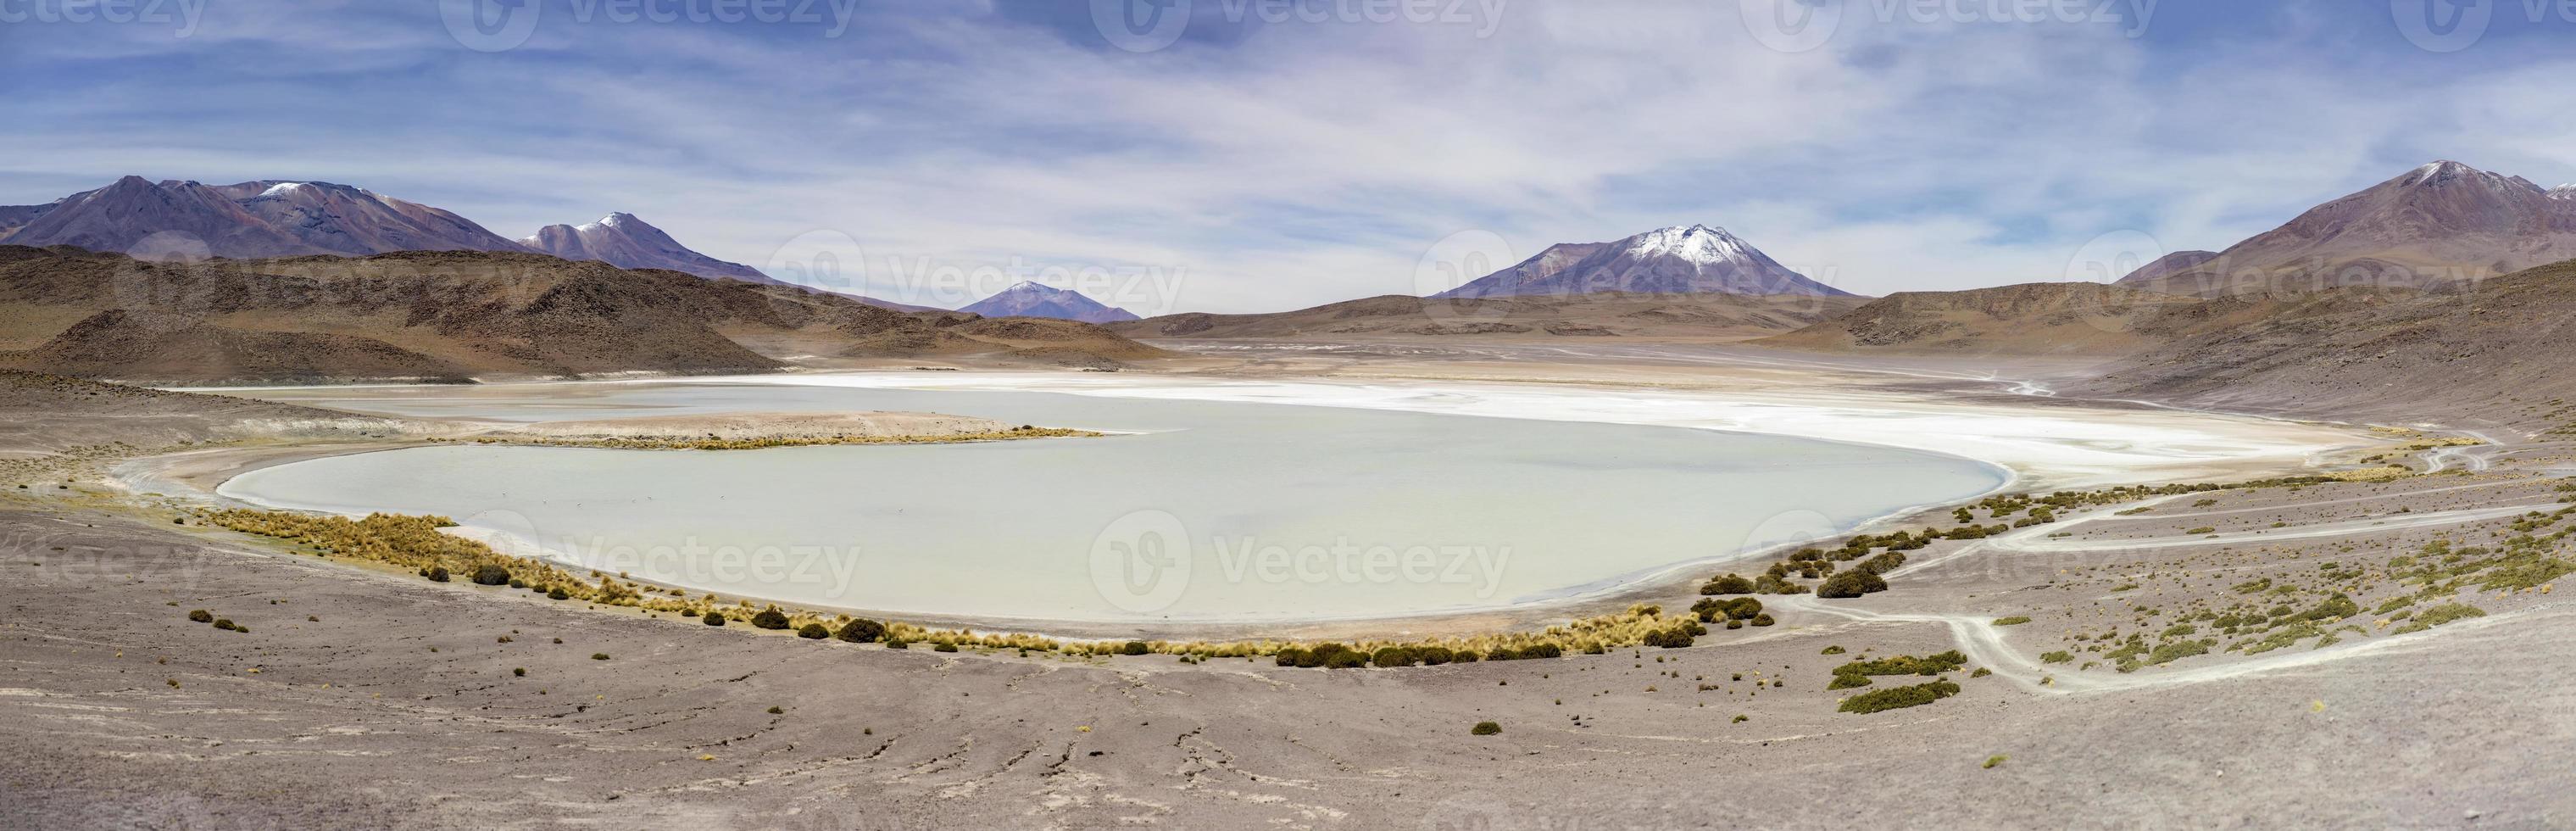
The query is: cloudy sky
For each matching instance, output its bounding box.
[2,0,2570,313]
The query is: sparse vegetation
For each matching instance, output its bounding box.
[1838,679,1961,714]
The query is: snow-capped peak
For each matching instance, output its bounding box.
[1003,280,1057,293]
[257,181,310,198]
[2551,184,2576,200]
[1624,224,1754,265]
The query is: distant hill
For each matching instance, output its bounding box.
[1433,225,1850,299]
[0,247,1163,383]
[1110,292,1866,341]
[960,282,1140,323]
[2119,161,2576,297]
[519,212,779,284]
[1755,282,2205,356]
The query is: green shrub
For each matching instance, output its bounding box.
[1817,569,1887,599]
[1838,679,1961,714]
[1970,667,1992,678]
[2148,640,2208,664]
[426,566,450,583]
[2395,603,2487,633]
[2039,650,2072,664]
[934,643,959,652]
[836,618,886,644]
[1372,646,1421,667]
[798,623,831,639]
[591,652,610,661]
[471,564,510,586]
[1750,614,1775,627]
[1830,651,1967,689]
[547,588,570,600]
[1983,755,2007,769]
[1700,574,1755,595]
[1821,645,1846,655]
[703,611,726,626]
[1992,616,2032,627]
[512,667,526,677]
[750,608,791,630]
[1470,722,1501,736]
[187,609,213,623]
[1642,627,1696,649]
[2185,527,2217,536]
[1121,641,1151,655]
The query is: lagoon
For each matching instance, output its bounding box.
[218,380,2006,625]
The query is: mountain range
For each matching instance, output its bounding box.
[2117,160,2576,296]
[0,246,1162,383]
[0,177,783,286]
[1435,224,1850,299]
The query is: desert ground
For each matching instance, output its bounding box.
[4,343,2574,829]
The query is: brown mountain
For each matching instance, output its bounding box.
[0,247,1162,384]
[1110,292,1867,341]
[2078,259,2576,428]
[0,177,527,259]
[2120,161,2576,297]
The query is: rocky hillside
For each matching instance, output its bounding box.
[1755,282,2204,355]
[0,248,1162,383]
[2079,259,2576,431]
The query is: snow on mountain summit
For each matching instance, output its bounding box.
[1435,223,1849,298]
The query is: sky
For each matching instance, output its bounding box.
[1,0,2572,314]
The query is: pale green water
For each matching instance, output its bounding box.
[220,382,2005,624]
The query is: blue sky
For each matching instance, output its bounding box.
[2,0,2570,312]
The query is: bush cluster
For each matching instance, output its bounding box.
[1838,679,1962,714]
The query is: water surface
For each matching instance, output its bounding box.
[222,382,2006,624]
